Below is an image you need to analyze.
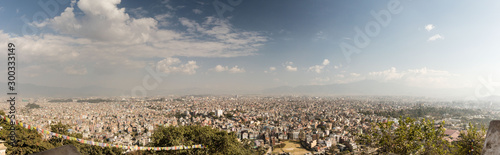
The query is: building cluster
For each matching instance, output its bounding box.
[0,95,498,154]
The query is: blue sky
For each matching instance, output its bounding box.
[1,0,499,97]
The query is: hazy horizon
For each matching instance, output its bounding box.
[1,0,500,99]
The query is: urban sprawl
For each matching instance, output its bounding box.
[1,95,499,154]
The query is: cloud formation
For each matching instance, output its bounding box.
[156,57,199,75]
[192,9,203,14]
[283,61,297,72]
[425,24,434,31]
[428,34,443,41]
[213,65,245,73]
[322,59,330,66]
[264,67,276,73]
[308,59,330,73]
[269,67,276,71]
[64,65,88,75]
[322,67,465,89]
[11,0,267,76]
[365,67,461,88]
[286,66,297,72]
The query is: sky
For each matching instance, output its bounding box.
[0,0,500,97]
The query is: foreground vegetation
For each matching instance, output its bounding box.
[0,109,489,155]
[0,111,124,154]
[130,125,263,155]
[0,110,261,154]
[358,117,486,155]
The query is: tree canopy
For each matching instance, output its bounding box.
[47,122,124,155]
[0,112,124,155]
[0,116,54,154]
[360,117,452,154]
[137,125,257,155]
[453,122,486,155]
[358,116,491,155]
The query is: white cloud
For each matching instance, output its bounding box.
[322,59,330,66]
[425,24,434,31]
[214,65,228,72]
[64,65,88,75]
[161,0,175,10]
[129,7,148,18]
[327,67,464,88]
[308,65,324,74]
[213,65,245,73]
[368,67,462,88]
[286,66,297,72]
[37,0,157,43]
[283,61,297,72]
[308,59,330,73]
[156,57,199,75]
[334,64,342,69]
[34,0,266,56]
[2,33,84,62]
[265,67,276,73]
[5,0,267,78]
[269,67,276,71]
[428,34,443,41]
[193,9,203,14]
[178,17,267,54]
[368,67,403,81]
[331,73,365,84]
[228,66,245,73]
[154,13,173,26]
[402,68,459,88]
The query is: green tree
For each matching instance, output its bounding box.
[0,114,55,154]
[299,130,305,141]
[453,122,486,155]
[224,112,233,119]
[373,117,452,154]
[47,122,124,155]
[50,122,71,135]
[0,112,122,155]
[375,120,395,153]
[145,125,256,155]
[356,122,377,147]
[420,119,451,155]
[25,103,41,109]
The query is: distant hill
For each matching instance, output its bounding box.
[1,82,253,97]
[261,80,472,97]
[1,80,475,98]
[1,82,122,97]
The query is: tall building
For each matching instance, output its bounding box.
[216,110,223,117]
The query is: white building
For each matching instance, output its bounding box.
[216,110,224,117]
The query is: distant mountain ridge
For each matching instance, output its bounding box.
[1,82,122,97]
[261,80,472,97]
[0,80,473,98]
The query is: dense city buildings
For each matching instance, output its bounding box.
[1,95,499,154]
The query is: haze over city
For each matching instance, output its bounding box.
[1,0,500,98]
[2,1,500,154]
